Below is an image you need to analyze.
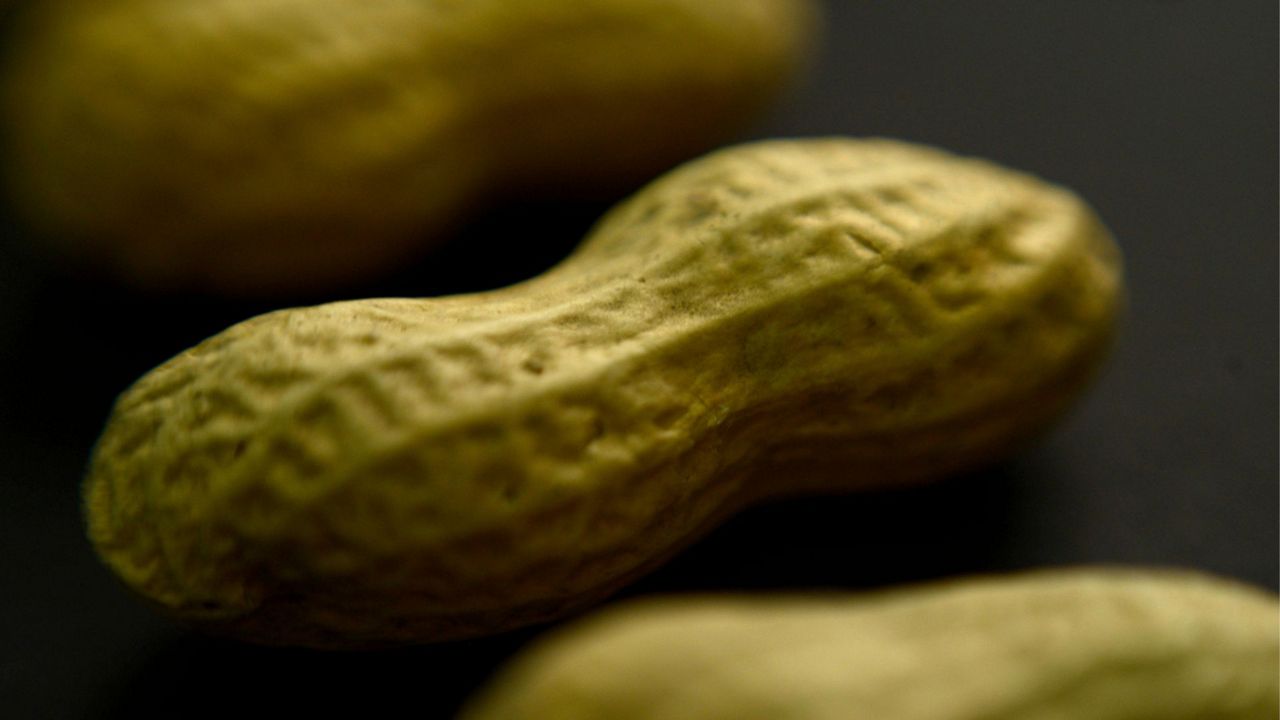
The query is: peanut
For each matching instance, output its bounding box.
[459,568,1280,720]
[84,138,1123,648]
[1,0,814,293]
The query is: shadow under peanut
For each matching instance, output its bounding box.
[0,196,608,450]
[92,457,1033,719]
[620,457,1032,596]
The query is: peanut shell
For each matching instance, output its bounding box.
[2,0,815,292]
[461,569,1280,720]
[85,138,1124,647]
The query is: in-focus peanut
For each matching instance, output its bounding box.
[84,138,1123,647]
[2,0,814,293]
[459,568,1280,720]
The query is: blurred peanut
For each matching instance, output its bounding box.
[2,0,815,292]
[460,568,1279,720]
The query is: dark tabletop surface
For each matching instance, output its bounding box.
[1,2,1276,717]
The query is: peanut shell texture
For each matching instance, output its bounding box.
[1,0,815,293]
[460,568,1280,720]
[84,138,1125,647]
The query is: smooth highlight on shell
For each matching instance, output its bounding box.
[460,569,1280,720]
[84,138,1124,647]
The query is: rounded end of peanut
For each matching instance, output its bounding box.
[82,362,268,628]
[460,569,1279,720]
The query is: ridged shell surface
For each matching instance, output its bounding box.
[85,138,1124,647]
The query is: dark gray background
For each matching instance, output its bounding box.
[1,2,1276,717]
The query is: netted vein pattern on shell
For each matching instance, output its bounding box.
[85,138,1122,646]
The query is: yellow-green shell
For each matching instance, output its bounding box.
[461,569,1280,720]
[84,138,1123,647]
[3,0,815,292]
